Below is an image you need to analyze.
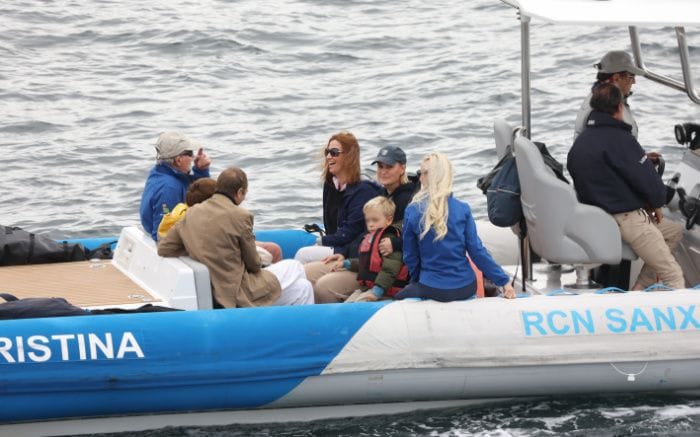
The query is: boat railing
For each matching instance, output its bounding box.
[630,26,700,105]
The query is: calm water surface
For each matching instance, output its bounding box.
[3,0,700,435]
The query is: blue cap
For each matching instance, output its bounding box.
[371,146,406,166]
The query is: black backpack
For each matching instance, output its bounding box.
[0,226,88,266]
[477,146,522,227]
[477,142,568,228]
[0,225,115,266]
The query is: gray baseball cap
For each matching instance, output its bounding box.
[596,51,645,76]
[155,132,201,160]
[371,146,406,166]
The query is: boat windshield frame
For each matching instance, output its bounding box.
[502,0,700,140]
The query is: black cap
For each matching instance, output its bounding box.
[371,146,406,166]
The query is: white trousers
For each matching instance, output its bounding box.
[294,245,333,264]
[266,259,315,305]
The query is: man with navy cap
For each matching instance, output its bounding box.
[574,50,645,140]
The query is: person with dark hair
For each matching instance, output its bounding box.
[158,167,314,307]
[574,51,644,140]
[567,83,685,290]
[139,132,212,241]
[157,176,282,265]
[157,178,216,239]
[185,178,218,206]
[294,131,380,263]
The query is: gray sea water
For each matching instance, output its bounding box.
[3,0,700,435]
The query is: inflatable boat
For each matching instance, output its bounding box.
[2,0,700,435]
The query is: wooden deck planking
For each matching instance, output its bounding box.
[0,261,159,307]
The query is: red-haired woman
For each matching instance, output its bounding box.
[295,131,380,265]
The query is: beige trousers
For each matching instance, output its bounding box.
[613,210,685,289]
[304,261,359,303]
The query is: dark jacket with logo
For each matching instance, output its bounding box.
[322,179,381,254]
[567,111,665,214]
[382,180,418,252]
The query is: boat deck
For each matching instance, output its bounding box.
[0,260,160,308]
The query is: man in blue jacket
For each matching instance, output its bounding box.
[567,83,684,290]
[139,132,211,240]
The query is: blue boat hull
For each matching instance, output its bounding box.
[1,303,384,422]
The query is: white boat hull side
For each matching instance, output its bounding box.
[322,292,700,372]
[273,360,700,409]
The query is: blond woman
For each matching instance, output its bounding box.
[397,153,516,301]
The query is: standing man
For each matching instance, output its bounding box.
[568,83,684,290]
[574,50,645,140]
[139,131,211,240]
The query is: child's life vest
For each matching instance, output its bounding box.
[356,226,409,296]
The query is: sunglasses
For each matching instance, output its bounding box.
[180,150,194,157]
[324,148,343,157]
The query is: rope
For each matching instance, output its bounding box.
[643,283,674,292]
[546,289,579,296]
[609,362,648,382]
[595,287,627,294]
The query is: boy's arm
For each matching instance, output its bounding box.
[342,258,360,273]
[373,250,404,292]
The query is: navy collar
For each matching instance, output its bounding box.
[586,111,632,132]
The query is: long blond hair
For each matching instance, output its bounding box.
[411,152,453,241]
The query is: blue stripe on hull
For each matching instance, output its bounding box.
[62,229,316,259]
[0,302,386,422]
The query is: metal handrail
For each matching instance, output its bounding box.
[629,26,700,105]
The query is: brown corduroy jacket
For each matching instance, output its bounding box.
[158,193,281,307]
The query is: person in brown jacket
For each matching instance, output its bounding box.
[157,167,313,307]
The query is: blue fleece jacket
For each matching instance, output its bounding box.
[403,196,510,289]
[139,163,210,240]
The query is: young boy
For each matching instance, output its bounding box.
[331,196,408,302]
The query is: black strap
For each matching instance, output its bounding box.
[0,293,19,302]
[27,233,35,264]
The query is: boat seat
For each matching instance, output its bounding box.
[113,227,213,310]
[494,119,520,160]
[514,136,637,269]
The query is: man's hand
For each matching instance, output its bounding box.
[646,151,662,164]
[652,207,663,224]
[194,147,211,170]
[378,237,393,257]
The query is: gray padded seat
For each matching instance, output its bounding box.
[494,119,518,160]
[514,136,636,265]
[180,257,214,310]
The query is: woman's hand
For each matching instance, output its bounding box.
[378,237,393,256]
[323,254,346,271]
[502,284,516,299]
[329,260,345,271]
[322,254,344,263]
